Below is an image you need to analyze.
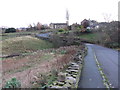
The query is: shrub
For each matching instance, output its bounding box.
[4,78,21,88]
[104,42,120,48]
[5,28,16,33]
[60,50,67,54]
[86,29,91,33]
[38,69,58,88]
[58,29,65,32]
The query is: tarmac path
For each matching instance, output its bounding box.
[78,44,119,88]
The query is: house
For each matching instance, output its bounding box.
[81,19,90,28]
[88,20,98,29]
[49,23,68,29]
[81,19,99,30]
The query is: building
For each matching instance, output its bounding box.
[81,19,90,28]
[88,20,98,29]
[49,9,69,29]
[49,23,68,29]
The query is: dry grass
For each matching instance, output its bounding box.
[1,36,53,55]
[2,45,83,88]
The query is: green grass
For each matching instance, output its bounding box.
[79,33,97,41]
[1,36,53,55]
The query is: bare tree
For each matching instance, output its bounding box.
[102,13,111,22]
[37,22,42,30]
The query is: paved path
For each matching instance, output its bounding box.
[78,44,119,88]
[78,44,105,88]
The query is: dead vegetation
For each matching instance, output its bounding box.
[2,45,84,88]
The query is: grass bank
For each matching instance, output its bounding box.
[1,36,53,55]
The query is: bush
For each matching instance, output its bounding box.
[4,78,21,88]
[60,50,67,54]
[58,29,65,32]
[104,42,120,48]
[86,29,91,33]
[5,28,16,33]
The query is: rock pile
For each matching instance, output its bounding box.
[48,50,86,89]
[43,46,88,89]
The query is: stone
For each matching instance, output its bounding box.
[65,73,72,77]
[70,62,77,65]
[72,72,78,75]
[66,69,78,73]
[63,72,69,76]
[79,55,82,59]
[63,83,71,88]
[53,81,58,85]
[71,75,77,78]
[77,61,81,63]
[50,85,63,88]
[57,81,65,86]
[66,69,78,75]
[72,64,79,67]
[58,72,66,82]
[66,76,76,84]
[68,66,79,70]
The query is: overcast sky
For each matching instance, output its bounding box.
[0,0,119,28]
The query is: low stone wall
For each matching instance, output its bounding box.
[46,46,87,89]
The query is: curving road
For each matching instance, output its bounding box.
[91,44,119,88]
[36,33,119,88]
[78,44,119,88]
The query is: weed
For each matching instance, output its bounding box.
[36,69,58,88]
[60,50,67,54]
[4,78,21,88]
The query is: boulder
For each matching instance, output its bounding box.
[70,62,77,65]
[66,69,78,73]
[71,74,77,78]
[68,66,79,70]
[66,76,76,84]
[71,64,79,67]
[57,72,66,82]
[63,83,71,88]
[57,81,65,86]
[50,85,63,88]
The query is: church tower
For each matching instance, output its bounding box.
[66,9,69,26]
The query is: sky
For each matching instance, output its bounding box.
[0,0,119,28]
